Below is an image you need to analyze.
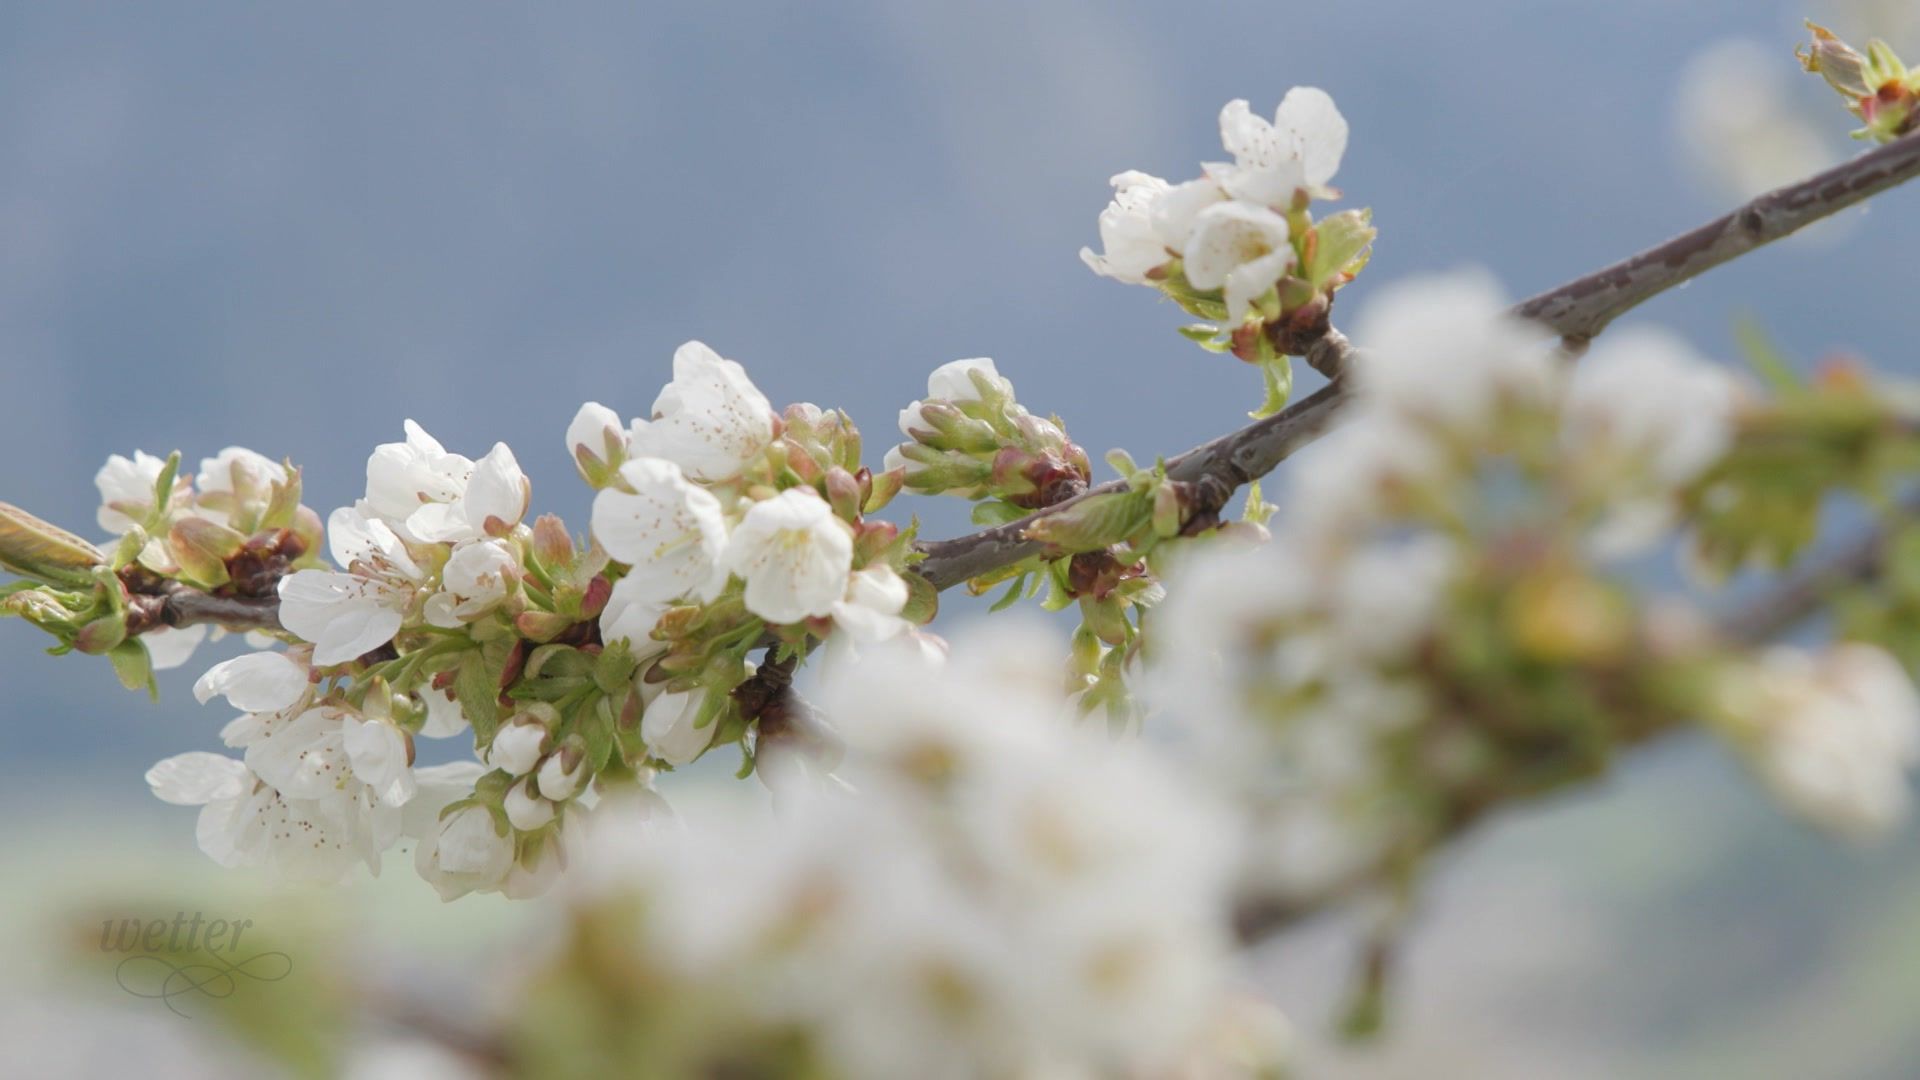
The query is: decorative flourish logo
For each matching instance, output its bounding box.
[99,912,292,1017]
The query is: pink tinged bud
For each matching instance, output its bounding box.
[579,574,613,620]
[824,467,862,521]
[531,514,575,569]
[785,440,825,483]
[515,610,576,643]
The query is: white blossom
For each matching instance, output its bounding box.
[192,446,288,528]
[1149,177,1227,253]
[142,625,210,671]
[579,623,1242,1077]
[628,341,776,482]
[424,538,521,627]
[1351,269,1556,431]
[408,442,530,544]
[193,649,310,714]
[599,576,672,653]
[1563,327,1740,488]
[414,802,515,902]
[591,458,729,612]
[149,703,415,882]
[829,565,913,645]
[94,450,182,535]
[1206,89,1349,208]
[1079,170,1172,285]
[148,752,375,882]
[1720,644,1920,839]
[725,488,854,625]
[363,420,474,540]
[641,689,717,766]
[489,719,550,776]
[278,507,425,665]
[537,750,585,802]
[246,706,415,812]
[1181,201,1294,322]
[505,779,556,831]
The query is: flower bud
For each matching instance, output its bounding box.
[504,778,556,831]
[567,402,628,488]
[864,465,906,513]
[489,716,551,775]
[824,466,863,521]
[536,741,587,801]
[168,517,247,589]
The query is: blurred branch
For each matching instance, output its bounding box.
[918,132,1920,591]
[1231,509,1915,945]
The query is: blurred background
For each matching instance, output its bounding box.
[1,1,1917,1075]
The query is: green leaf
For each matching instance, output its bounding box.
[989,574,1028,613]
[1303,208,1377,289]
[1250,355,1294,419]
[582,701,616,772]
[108,639,157,699]
[1734,317,1802,395]
[455,649,506,744]
[969,500,1029,527]
[1023,491,1152,553]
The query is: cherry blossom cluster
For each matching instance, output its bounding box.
[1145,271,1920,906]
[117,341,951,898]
[1081,89,1376,414]
[1,447,322,686]
[530,627,1288,1078]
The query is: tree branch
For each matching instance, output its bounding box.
[125,583,283,635]
[918,132,1920,591]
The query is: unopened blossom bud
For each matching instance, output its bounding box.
[168,517,247,588]
[926,357,1013,405]
[864,465,906,513]
[0,501,106,588]
[536,740,587,801]
[824,466,862,521]
[489,716,551,775]
[567,401,629,488]
[531,513,575,569]
[74,611,129,655]
[504,778,556,831]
